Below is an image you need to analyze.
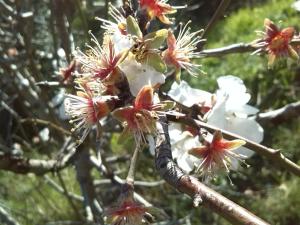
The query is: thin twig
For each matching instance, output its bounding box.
[0,154,67,175]
[56,172,83,221]
[202,0,231,38]
[20,118,72,136]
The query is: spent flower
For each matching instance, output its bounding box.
[253,18,298,67]
[112,85,174,148]
[139,0,185,24]
[188,130,246,181]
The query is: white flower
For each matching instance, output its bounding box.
[167,75,264,169]
[120,55,165,96]
[207,75,264,159]
[169,123,201,173]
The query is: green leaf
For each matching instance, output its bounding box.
[126,16,142,39]
[144,29,168,49]
[143,53,166,73]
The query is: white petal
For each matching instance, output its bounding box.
[176,153,195,173]
[226,117,263,143]
[217,75,247,95]
[233,146,255,158]
[111,32,133,54]
[120,58,165,96]
[207,99,227,129]
[292,1,300,11]
[217,75,251,107]
[168,81,212,107]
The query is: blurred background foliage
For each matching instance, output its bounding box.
[0,0,300,224]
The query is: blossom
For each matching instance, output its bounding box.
[188,130,246,180]
[74,33,127,85]
[253,18,298,67]
[168,76,264,173]
[207,75,264,158]
[163,23,204,80]
[112,85,173,147]
[139,0,184,24]
[96,3,133,53]
[64,89,117,142]
[120,53,165,96]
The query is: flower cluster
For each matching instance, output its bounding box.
[63,1,203,146]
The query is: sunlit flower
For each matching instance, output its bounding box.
[163,23,204,80]
[112,85,173,148]
[96,3,133,53]
[65,89,117,142]
[120,53,165,96]
[74,33,127,85]
[168,76,264,163]
[139,0,184,24]
[105,184,165,225]
[253,18,298,67]
[188,130,246,181]
[207,75,264,158]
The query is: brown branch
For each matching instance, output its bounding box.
[0,154,67,175]
[168,115,300,177]
[256,101,300,124]
[155,116,270,225]
[200,39,300,58]
[20,118,72,136]
[200,42,256,57]
[74,146,103,223]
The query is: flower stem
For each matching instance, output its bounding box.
[126,144,140,185]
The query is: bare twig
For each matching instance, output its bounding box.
[0,154,67,175]
[57,172,83,221]
[202,0,231,38]
[44,175,84,202]
[256,101,300,124]
[200,39,300,57]
[20,118,72,136]
[155,116,270,225]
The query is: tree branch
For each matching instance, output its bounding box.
[200,39,300,57]
[0,154,67,175]
[256,101,300,124]
[155,116,270,225]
